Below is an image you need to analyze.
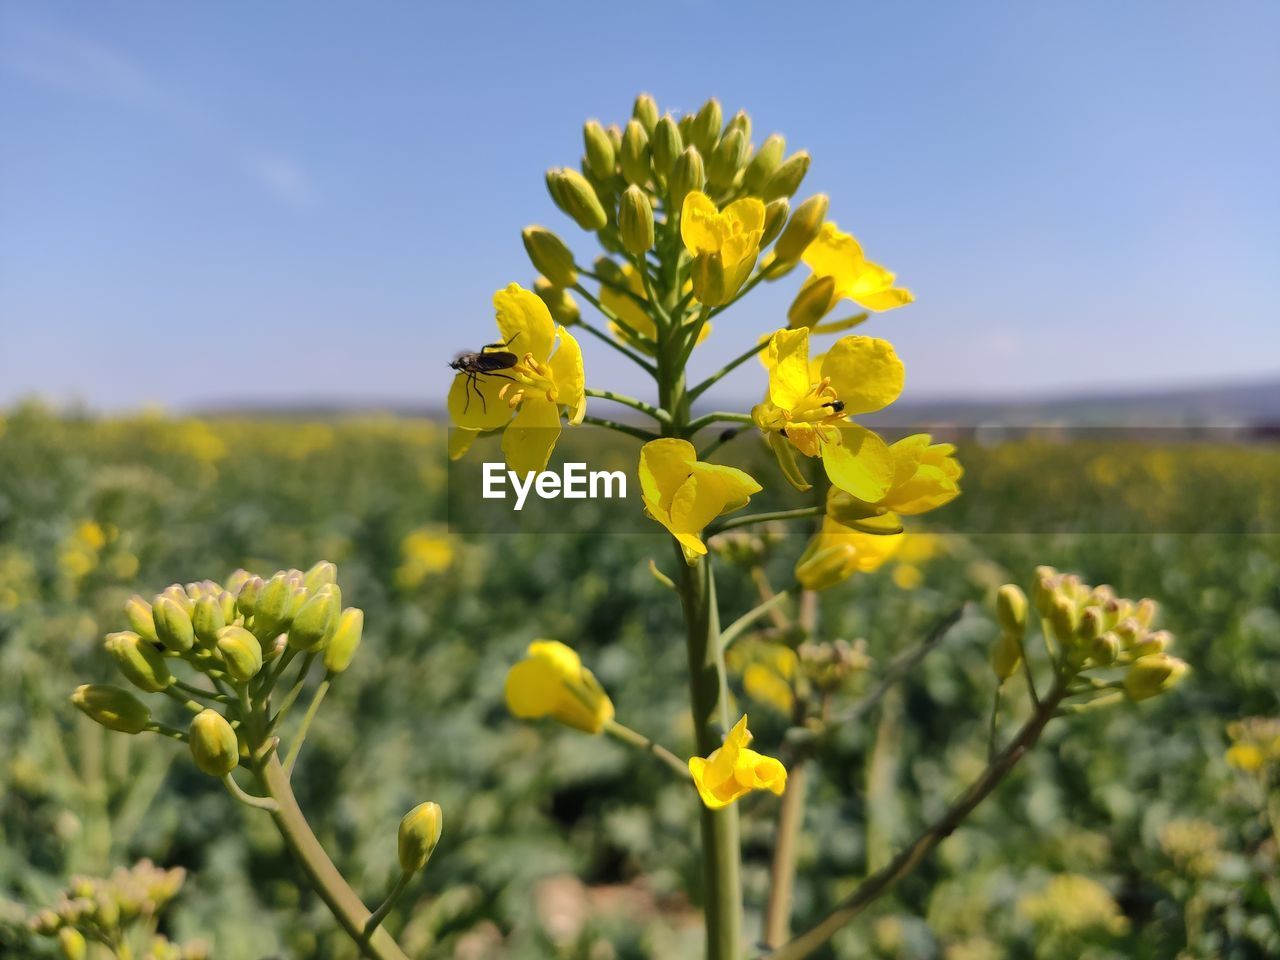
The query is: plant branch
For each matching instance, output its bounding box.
[603,718,693,781]
[573,318,658,375]
[283,676,331,778]
[688,338,768,403]
[710,506,823,536]
[579,414,660,442]
[584,387,670,423]
[687,411,755,434]
[718,589,797,653]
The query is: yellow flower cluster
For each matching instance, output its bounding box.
[1225,716,1280,774]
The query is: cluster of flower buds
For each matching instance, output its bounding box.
[71,561,364,777]
[27,860,205,960]
[993,567,1189,701]
[797,637,872,694]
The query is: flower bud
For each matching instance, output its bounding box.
[743,134,785,194]
[996,584,1028,638]
[236,575,264,617]
[787,275,838,328]
[650,114,682,181]
[1049,594,1078,645]
[218,589,238,626]
[225,568,251,593]
[534,278,580,325]
[582,120,615,180]
[632,92,659,135]
[71,684,151,734]
[252,572,293,639]
[761,199,789,247]
[189,709,238,776]
[216,625,263,681]
[161,584,194,615]
[669,146,705,211]
[1135,598,1159,627]
[1115,616,1143,647]
[593,255,627,287]
[1032,568,1058,615]
[618,185,654,255]
[152,596,195,653]
[289,583,339,651]
[397,801,443,873]
[125,595,159,643]
[1078,606,1103,643]
[105,631,172,693]
[691,252,732,308]
[1123,654,1189,702]
[774,194,829,263]
[726,108,751,143]
[521,226,577,288]
[323,607,364,674]
[762,150,811,202]
[619,119,650,187]
[303,560,337,593]
[1091,632,1120,666]
[706,128,746,192]
[550,167,608,231]
[191,594,225,647]
[795,544,850,592]
[1133,629,1173,657]
[57,927,87,960]
[992,630,1022,681]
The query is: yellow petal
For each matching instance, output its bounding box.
[681,192,722,255]
[854,286,915,312]
[447,371,513,431]
[692,462,763,516]
[821,336,904,415]
[821,424,894,501]
[724,197,766,234]
[548,325,586,424]
[448,428,479,461]
[765,328,813,410]
[638,438,697,517]
[801,222,865,281]
[766,429,813,491]
[494,283,556,365]
[502,399,561,475]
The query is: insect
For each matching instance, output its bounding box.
[823,400,846,414]
[449,334,521,415]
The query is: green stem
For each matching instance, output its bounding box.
[573,282,657,352]
[603,718,693,781]
[687,411,754,434]
[573,318,658,375]
[172,679,232,705]
[223,772,280,811]
[160,687,205,714]
[363,871,412,942]
[269,652,316,730]
[763,760,808,948]
[718,589,796,653]
[711,506,823,536]
[698,428,745,461]
[688,339,768,403]
[580,414,660,442]
[283,677,331,778]
[675,546,742,960]
[256,755,410,960]
[584,387,671,423]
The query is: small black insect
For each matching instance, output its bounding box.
[823,400,846,414]
[449,334,521,415]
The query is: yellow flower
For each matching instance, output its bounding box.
[447,283,586,474]
[752,327,901,500]
[601,262,708,354]
[504,640,614,733]
[1225,743,1264,773]
[638,439,762,562]
[800,221,914,315]
[688,715,787,809]
[796,515,904,591]
[396,528,454,589]
[882,435,963,514]
[681,192,765,306]
[740,644,797,716]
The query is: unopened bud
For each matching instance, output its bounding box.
[252,572,293,639]
[225,568,251,593]
[726,108,751,142]
[189,709,238,776]
[397,801,443,873]
[670,147,705,211]
[632,92,659,134]
[762,150,811,202]
[996,584,1028,638]
[521,226,577,288]
[689,97,722,156]
[706,128,746,191]
[992,630,1023,681]
[57,927,87,960]
[534,278,580,325]
[619,119,650,187]
[774,194,829,263]
[691,252,733,307]
[303,560,337,593]
[651,115,682,181]
[795,543,850,592]
[289,584,339,651]
[1078,606,1104,643]
[550,168,608,231]
[1123,654,1189,702]
[71,684,150,734]
[216,626,263,682]
[1135,598,1159,627]
[323,607,364,674]
[125,595,158,643]
[787,275,838,328]
[618,186,654,255]
[743,134,785,194]
[582,120,615,180]
[761,199,789,247]
[1091,632,1120,666]
[153,596,195,653]
[1133,629,1173,657]
[105,631,172,693]
[191,594,225,647]
[1049,594,1078,645]
[1115,617,1143,647]
[161,584,193,615]
[236,575,264,617]
[1032,568,1059,615]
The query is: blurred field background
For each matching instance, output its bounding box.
[1,400,1277,959]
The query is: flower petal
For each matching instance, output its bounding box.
[821,424,894,501]
[821,336,904,415]
[681,192,722,255]
[638,438,697,517]
[765,327,813,411]
[501,399,561,475]
[548,326,586,424]
[447,372,513,431]
[494,282,556,365]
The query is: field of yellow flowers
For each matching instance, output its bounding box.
[1,402,1277,958]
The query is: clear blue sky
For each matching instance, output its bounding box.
[2,1,1277,411]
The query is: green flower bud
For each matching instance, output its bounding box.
[57,927,86,960]
[632,92,659,135]
[592,255,627,287]
[152,596,195,653]
[670,146,705,212]
[104,631,172,693]
[216,625,263,682]
[618,185,655,255]
[1135,598,1159,627]
[1091,632,1120,666]
[252,572,293,639]
[534,278,580,325]
[689,97,722,156]
[1123,654,1189,702]
[71,684,150,734]
[619,119,650,187]
[161,584,194,615]
[677,112,696,145]
[125,594,159,643]
[216,589,237,626]
[691,252,733,308]
[1032,567,1059,615]
[191,594,225,647]
[31,909,60,935]
[225,568,251,593]
[996,584,1028,638]
[303,560,337,593]
[762,150,811,202]
[650,114,683,181]
[236,575,265,617]
[189,709,238,776]
[706,128,746,192]
[397,801,443,873]
[1115,616,1143,647]
[742,134,785,194]
[323,607,364,674]
[521,226,577,288]
[1049,594,1078,646]
[1078,606,1103,643]
[992,630,1023,681]
[726,108,751,143]
[582,120,615,180]
[787,275,838,328]
[774,193,829,263]
[1133,629,1173,657]
[761,199,790,248]
[550,168,608,231]
[289,584,339,651]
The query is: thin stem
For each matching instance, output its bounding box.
[603,718,693,781]
[172,679,232,705]
[283,677,331,778]
[711,506,823,536]
[143,721,188,742]
[628,253,672,328]
[688,339,768,403]
[584,387,671,423]
[1015,633,1041,707]
[160,687,205,714]
[363,871,412,942]
[687,411,754,434]
[578,266,651,311]
[269,652,316,731]
[718,589,796,653]
[573,318,658,375]
[763,761,808,948]
[697,428,744,461]
[580,414,660,442]
[987,687,1002,762]
[573,282,657,352]
[223,773,280,812]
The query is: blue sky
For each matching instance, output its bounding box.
[2,1,1277,411]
